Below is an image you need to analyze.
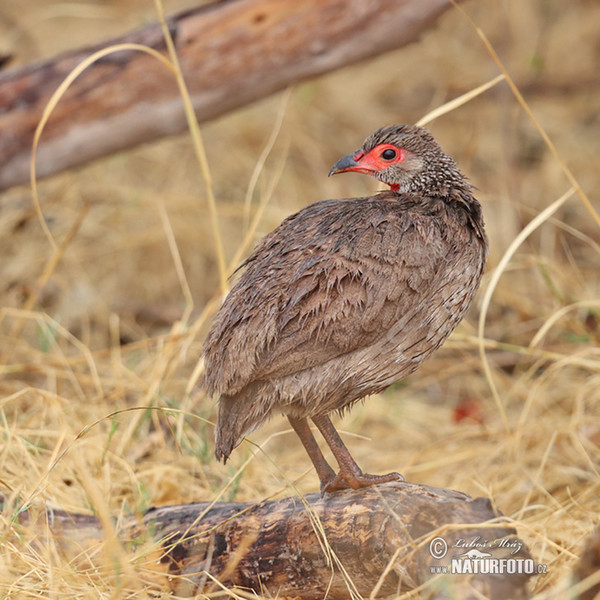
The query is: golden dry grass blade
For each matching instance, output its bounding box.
[0,308,103,396]
[242,87,293,230]
[30,43,176,250]
[368,547,402,599]
[71,451,148,596]
[529,300,600,349]
[19,40,177,370]
[157,199,194,320]
[153,0,228,292]
[516,430,558,520]
[449,0,600,230]
[455,333,600,372]
[1,203,91,362]
[416,74,505,127]
[477,187,576,432]
[227,140,291,276]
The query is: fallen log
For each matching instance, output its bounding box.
[13,482,534,598]
[0,0,453,191]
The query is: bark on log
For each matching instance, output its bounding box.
[0,0,453,191]
[15,482,534,599]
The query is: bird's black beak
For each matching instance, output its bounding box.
[328,149,363,177]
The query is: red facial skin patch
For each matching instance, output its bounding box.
[350,144,406,191]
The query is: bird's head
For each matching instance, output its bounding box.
[329,124,465,195]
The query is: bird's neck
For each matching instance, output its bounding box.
[392,180,486,244]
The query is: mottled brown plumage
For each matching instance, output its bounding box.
[202,125,488,493]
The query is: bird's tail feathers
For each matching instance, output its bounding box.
[214,391,269,463]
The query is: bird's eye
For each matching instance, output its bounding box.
[381,148,397,160]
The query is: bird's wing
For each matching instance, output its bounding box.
[202,195,452,396]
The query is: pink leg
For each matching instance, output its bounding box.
[288,416,337,493]
[312,414,403,493]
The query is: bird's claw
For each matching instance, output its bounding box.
[321,470,404,495]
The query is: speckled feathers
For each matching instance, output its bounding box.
[202,125,488,463]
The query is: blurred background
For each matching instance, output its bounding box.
[0,0,599,596]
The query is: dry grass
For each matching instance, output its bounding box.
[1,0,599,597]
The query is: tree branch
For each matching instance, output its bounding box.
[0,0,453,190]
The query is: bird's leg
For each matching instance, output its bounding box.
[312,414,404,493]
[288,416,338,493]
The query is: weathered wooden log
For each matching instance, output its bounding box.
[15,482,534,598]
[0,0,454,191]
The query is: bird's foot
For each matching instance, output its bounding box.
[321,470,404,494]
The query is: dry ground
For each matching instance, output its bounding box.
[0,0,599,597]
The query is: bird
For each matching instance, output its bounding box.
[202,124,488,493]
